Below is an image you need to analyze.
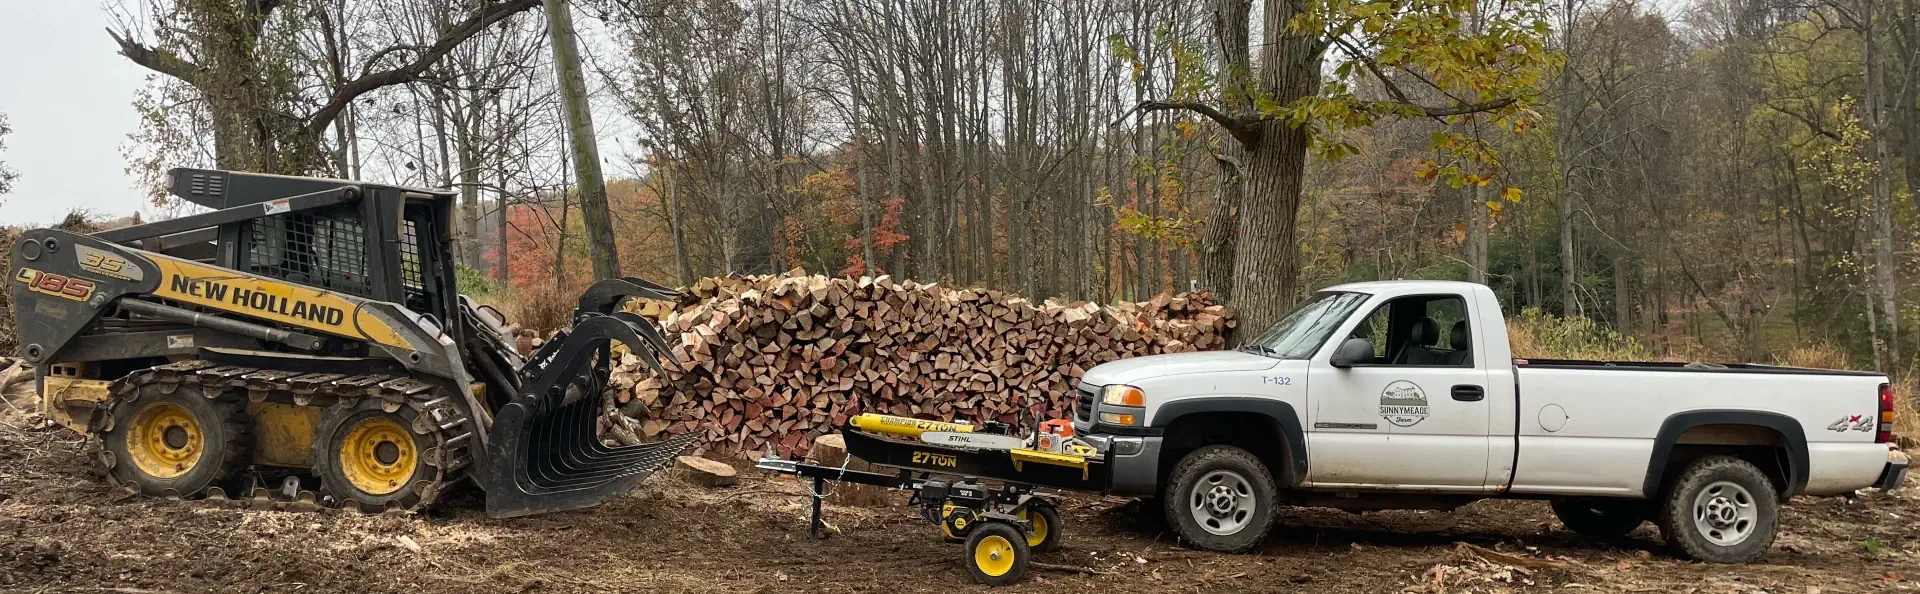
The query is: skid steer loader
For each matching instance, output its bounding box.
[9,168,695,517]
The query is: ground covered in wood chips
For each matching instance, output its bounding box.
[2,390,1916,594]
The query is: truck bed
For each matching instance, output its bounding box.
[1509,364,1889,498]
[1517,358,1883,376]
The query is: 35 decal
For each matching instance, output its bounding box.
[77,245,140,281]
[15,268,97,302]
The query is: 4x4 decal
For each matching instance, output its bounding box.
[1826,415,1875,432]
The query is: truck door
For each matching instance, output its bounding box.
[1304,292,1492,490]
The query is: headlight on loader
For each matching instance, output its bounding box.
[1101,384,1145,407]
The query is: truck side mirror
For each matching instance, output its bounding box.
[1330,338,1374,368]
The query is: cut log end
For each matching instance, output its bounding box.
[676,455,739,488]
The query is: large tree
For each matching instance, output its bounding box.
[109,0,542,175]
[1136,0,1556,334]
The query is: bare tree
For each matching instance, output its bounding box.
[109,0,543,175]
[544,0,620,279]
[0,112,16,196]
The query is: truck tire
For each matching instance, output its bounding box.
[1163,445,1276,553]
[1550,499,1647,539]
[1654,456,1778,563]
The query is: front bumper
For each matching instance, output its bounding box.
[1080,432,1162,497]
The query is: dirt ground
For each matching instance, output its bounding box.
[1,390,1915,594]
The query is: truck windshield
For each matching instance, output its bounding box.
[1238,292,1370,359]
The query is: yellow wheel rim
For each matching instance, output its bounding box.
[126,402,205,479]
[338,416,418,496]
[974,534,1016,577]
[1023,509,1049,548]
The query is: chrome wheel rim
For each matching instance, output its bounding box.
[1691,480,1758,546]
[1189,469,1255,536]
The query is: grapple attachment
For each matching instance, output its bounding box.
[481,279,697,518]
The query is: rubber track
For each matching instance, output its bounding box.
[93,360,475,513]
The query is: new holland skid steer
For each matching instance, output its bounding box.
[9,168,695,516]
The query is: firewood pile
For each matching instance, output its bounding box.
[597,271,1234,460]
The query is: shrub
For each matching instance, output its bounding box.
[454,262,497,297]
[1505,307,1651,361]
[482,284,577,337]
[1773,343,1853,370]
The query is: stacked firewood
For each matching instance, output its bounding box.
[600,271,1233,459]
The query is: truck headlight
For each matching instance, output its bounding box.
[1102,384,1145,407]
[1099,412,1138,426]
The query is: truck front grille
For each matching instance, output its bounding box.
[1075,383,1097,421]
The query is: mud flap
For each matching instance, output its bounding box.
[482,283,696,518]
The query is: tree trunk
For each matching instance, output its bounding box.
[553,133,572,284]
[456,118,484,271]
[853,85,876,276]
[1197,0,1252,303]
[1863,3,1900,370]
[667,162,695,285]
[544,0,620,280]
[1555,0,1579,318]
[1466,182,1489,284]
[1199,153,1242,302]
[1225,0,1321,338]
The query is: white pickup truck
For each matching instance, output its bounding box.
[1071,280,1907,563]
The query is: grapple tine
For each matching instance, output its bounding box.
[610,311,680,374]
[482,313,693,518]
[576,278,682,316]
[620,276,684,300]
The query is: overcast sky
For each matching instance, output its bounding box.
[0,2,659,228]
[0,2,151,226]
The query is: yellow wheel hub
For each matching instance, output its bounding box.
[1023,509,1049,547]
[973,534,1016,577]
[125,402,205,479]
[338,417,418,496]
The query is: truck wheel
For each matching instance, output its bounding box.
[1163,445,1276,553]
[1550,499,1647,538]
[1655,456,1778,563]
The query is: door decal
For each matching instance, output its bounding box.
[1379,380,1430,427]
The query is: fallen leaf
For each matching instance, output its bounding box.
[395,535,421,554]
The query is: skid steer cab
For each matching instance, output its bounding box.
[10,168,695,516]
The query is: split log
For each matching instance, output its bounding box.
[598,270,1234,461]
